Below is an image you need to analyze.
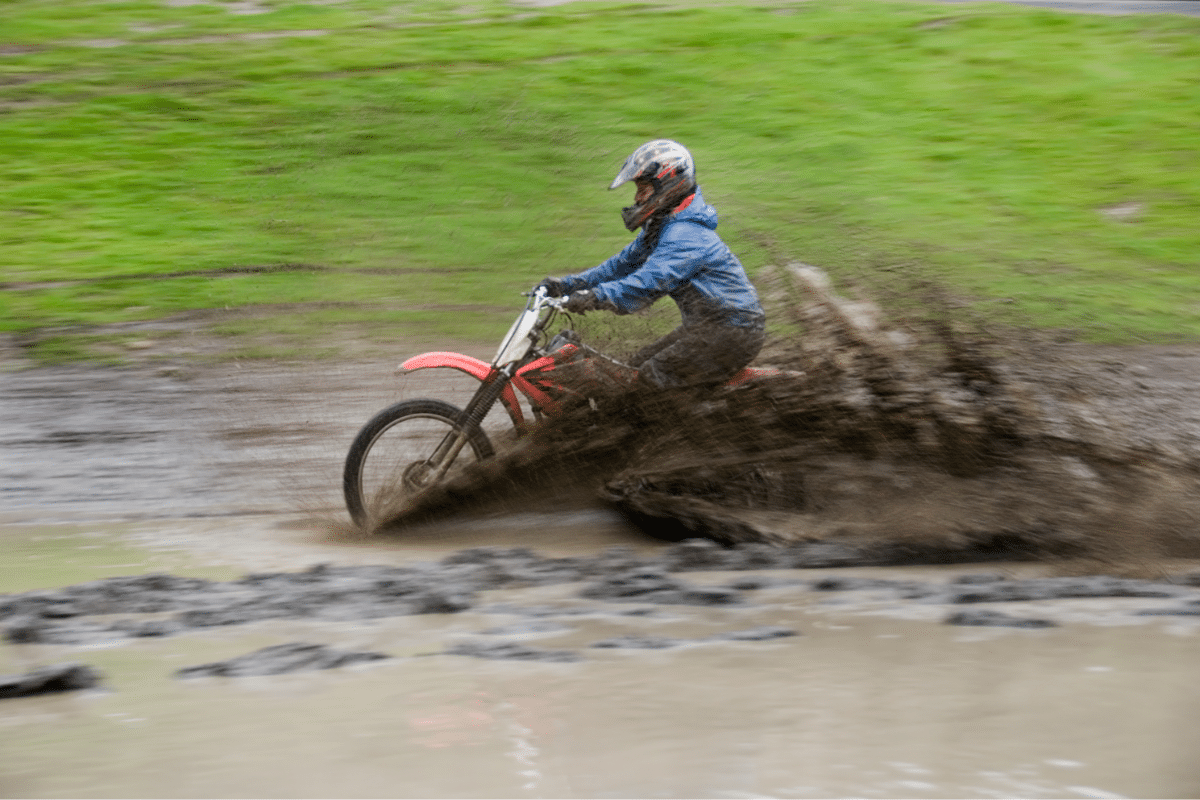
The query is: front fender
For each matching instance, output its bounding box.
[399,351,526,429]
[724,366,804,387]
[400,351,493,380]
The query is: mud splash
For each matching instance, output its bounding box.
[379,265,1200,572]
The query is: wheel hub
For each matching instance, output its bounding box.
[402,460,436,490]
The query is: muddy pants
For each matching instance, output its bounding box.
[629,322,766,389]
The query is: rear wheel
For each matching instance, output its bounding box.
[343,399,494,527]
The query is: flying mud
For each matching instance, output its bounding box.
[375,265,1200,573]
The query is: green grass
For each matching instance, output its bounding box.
[2,0,1198,362]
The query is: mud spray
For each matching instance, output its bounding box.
[374,265,1200,575]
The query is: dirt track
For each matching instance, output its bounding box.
[0,349,493,523]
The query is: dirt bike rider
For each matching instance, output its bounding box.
[536,139,766,389]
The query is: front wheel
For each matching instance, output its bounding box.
[343,399,494,527]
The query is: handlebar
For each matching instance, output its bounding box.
[523,286,568,310]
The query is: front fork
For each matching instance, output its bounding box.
[425,364,515,483]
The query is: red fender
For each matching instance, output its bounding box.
[512,353,567,415]
[724,366,803,387]
[399,351,526,429]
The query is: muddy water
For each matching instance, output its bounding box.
[2,515,1199,798]
[1,558,1198,799]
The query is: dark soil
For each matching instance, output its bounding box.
[445,641,582,663]
[2,538,1198,685]
[945,610,1058,628]
[3,542,1197,653]
[0,662,101,698]
[590,634,682,649]
[588,627,800,650]
[579,567,743,606]
[177,642,390,678]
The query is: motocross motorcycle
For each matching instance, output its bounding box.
[342,288,785,525]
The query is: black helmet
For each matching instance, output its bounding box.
[610,139,697,232]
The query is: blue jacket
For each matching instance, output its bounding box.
[561,189,765,329]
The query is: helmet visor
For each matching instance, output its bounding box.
[609,159,644,190]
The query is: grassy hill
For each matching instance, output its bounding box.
[2,0,1198,362]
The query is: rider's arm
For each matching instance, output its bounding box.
[558,230,654,294]
[587,222,714,315]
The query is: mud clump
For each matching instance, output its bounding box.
[579,567,743,606]
[717,626,799,642]
[2,543,1198,674]
[945,610,1058,629]
[5,543,1199,650]
[1134,604,1200,617]
[493,626,807,654]
[0,663,101,699]
[807,573,1193,606]
[478,620,570,636]
[591,635,681,650]
[942,576,1183,603]
[446,641,581,663]
[0,562,492,646]
[380,264,1200,572]
[588,627,798,650]
[0,545,752,646]
[177,643,390,678]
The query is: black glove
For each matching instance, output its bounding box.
[564,289,600,314]
[536,277,569,298]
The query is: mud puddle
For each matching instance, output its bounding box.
[2,569,1198,799]
[3,527,1199,798]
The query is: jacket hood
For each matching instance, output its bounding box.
[671,187,718,230]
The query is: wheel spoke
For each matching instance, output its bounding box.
[343,400,493,526]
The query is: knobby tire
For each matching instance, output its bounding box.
[343,398,494,527]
